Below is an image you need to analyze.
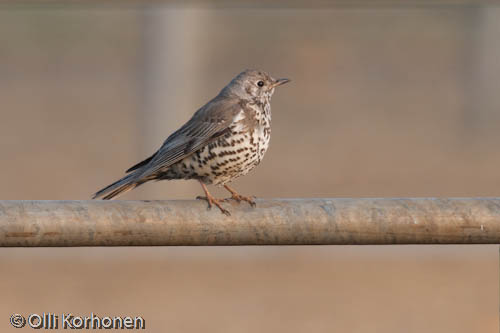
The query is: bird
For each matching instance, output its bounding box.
[93,69,290,215]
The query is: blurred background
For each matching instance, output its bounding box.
[0,1,499,332]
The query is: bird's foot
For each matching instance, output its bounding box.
[196,195,231,216]
[223,193,257,207]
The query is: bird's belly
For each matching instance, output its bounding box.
[168,128,270,185]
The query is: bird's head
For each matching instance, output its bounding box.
[221,69,290,102]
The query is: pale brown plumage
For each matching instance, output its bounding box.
[93,69,290,215]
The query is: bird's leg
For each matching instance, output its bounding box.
[196,181,231,216]
[223,185,256,207]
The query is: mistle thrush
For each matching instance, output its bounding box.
[93,69,290,215]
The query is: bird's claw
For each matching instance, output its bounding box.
[223,194,257,208]
[196,196,231,216]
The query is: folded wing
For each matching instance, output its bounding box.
[93,94,244,200]
[137,95,242,179]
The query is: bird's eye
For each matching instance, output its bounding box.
[257,81,264,87]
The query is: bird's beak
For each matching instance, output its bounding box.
[271,78,291,88]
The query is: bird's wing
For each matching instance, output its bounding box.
[136,95,243,179]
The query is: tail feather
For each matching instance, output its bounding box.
[93,172,143,200]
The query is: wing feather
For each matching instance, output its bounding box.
[136,96,242,179]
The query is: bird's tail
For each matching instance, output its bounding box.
[93,171,145,200]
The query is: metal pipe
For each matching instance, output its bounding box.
[0,198,499,246]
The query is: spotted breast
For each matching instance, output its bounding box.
[163,97,272,186]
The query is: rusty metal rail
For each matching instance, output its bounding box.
[0,198,499,246]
